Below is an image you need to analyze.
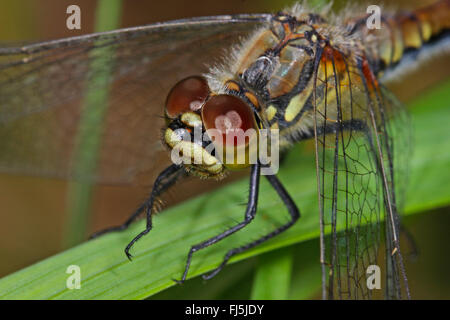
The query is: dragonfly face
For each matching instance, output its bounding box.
[1,0,449,300]
[163,75,224,177]
[163,75,261,177]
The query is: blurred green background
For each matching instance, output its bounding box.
[0,0,448,299]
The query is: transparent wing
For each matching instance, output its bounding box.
[0,14,270,185]
[312,47,411,299]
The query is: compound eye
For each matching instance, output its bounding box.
[202,94,257,147]
[165,76,210,118]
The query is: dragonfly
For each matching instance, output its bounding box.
[1,0,449,299]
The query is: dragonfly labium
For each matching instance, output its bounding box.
[1,0,449,299]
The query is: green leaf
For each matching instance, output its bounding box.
[404,81,450,212]
[251,246,294,300]
[0,79,449,299]
[151,255,256,300]
[287,239,322,300]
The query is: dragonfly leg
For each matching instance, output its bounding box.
[89,203,146,239]
[89,164,184,259]
[202,173,300,280]
[173,162,261,284]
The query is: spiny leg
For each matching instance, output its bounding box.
[89,202,146,239]
[124,164,184,260]
[174,162,261,284]
[202,173,300,280]
[90,164,184,260]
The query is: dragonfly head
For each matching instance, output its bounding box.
[164,76,259,178]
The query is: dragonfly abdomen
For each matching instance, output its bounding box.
[368,0,450,73]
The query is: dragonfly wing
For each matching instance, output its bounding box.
[376,85,412,299]
[312,46,411,299]
[0,14,270,185]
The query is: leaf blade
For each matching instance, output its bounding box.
[0,80,449,299]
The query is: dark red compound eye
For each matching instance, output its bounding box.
[202,94,257,147]
[165,76,210,118]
